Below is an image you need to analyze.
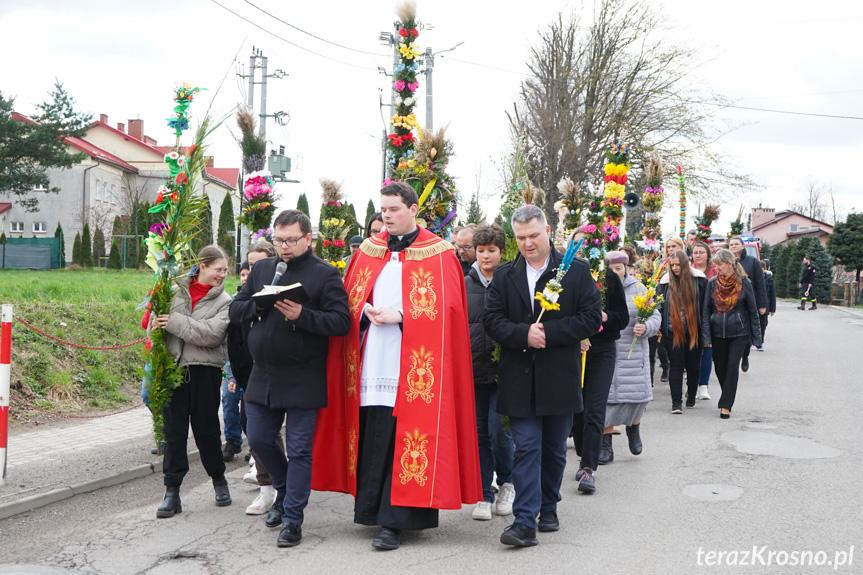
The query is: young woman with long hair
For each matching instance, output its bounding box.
[690,240,716,401]
[701,249,762,418]
[149,245,233,518]
[657,249,707,413]
[647,236,685,385]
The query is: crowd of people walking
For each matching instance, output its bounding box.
[143,186,799,550]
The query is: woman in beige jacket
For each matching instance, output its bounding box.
[149,245,233,518]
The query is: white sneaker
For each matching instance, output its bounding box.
[245,488,276,515]
[471,501,493,521]
[495,482,515,516]
[697,385,711,400]
[243,464,259,484]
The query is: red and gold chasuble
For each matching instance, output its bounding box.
[311,228,482,509]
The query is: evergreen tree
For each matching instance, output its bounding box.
[91,226,106,267]
[0,81,92,211]
[297,193,310,217]
[71,232,82,266]
[0,232,6,244]
[346,202,360,238]
[217,194,235,266]
[466,188,485,224]
[828,212,863,284]
[80,223,92,267]
[106,239,122,269]
[785,239,807,299]
[808,239,834,305]
[365,199,376,232]
[771,244,788,299]
[54,222,65,267]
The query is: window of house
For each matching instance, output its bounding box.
[33,221,48,233]
[11,221,24,233]
[110,184,117,204]
[789,224,798,232]
[94,181,102,202]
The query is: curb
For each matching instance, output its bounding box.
[0,450,200,521]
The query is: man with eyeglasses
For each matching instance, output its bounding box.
[455,223,478,276]
[312,181,482,551]
[230,209,350,548]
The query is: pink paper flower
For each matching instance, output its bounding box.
[394,80,406,92]
[407,82,419,92]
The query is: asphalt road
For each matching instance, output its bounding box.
[0,300,860,574]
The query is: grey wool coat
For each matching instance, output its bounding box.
[607,274,661,404]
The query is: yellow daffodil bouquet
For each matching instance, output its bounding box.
[628,287,664,358]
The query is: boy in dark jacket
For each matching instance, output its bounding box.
[758,260,776,350]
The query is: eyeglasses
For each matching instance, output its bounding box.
[203,265,228,275]
[272,237,304,247]
[455,244,475,252]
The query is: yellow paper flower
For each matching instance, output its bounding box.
[604,163,631,176]
[534,292,561,312]
[605,182,626,198]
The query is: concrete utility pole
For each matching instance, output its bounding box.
[424,48,434,132]
[378,21,401,181]
[248,49,256,110]
[259,54,268,141]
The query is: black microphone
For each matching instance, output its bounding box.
[271,261,287,285]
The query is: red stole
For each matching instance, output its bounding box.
[311,228,482,509]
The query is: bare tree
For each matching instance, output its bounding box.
[509,0,755,224]
[790,177,828,222]
[827,182,844,225]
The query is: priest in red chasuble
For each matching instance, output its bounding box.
[312,182,482,550]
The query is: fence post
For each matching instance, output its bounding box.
[0,304,12,485]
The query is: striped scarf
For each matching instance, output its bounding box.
[714,273,742,314]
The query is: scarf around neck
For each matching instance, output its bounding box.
[714,273,742,314]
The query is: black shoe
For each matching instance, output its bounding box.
[577,467,596,494]
[626,424,643,455]
[598,434,613,465]
[265,494,285,528]
[213,477,232,507]
[500,523,539,547]
[809,303,817,310]
[686,397,696,408]
[741,357,749,373]
[244,452,252,463]
[537,510,559,532]
[222,440,242,462]
[660,368,669,382]
[720,409,731,419]
[151,442,166,456]
[798,302,806,310]
[156,486,182,518]
[671,402,683,414]
[372,527,401,550]
[277,522,303,547]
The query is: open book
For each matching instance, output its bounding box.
[251,283,310,307]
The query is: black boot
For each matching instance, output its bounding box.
[809,301,817,310]
[157,486,182,518]
[213,476,232,507]
[626,423,643,455]
[798,299,806,310]
[598,433,614,465]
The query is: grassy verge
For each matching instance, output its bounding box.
[0,268,240,423]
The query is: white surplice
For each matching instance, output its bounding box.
[360,252,403,407]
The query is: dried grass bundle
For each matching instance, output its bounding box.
[702,204,721,223]
[523,182,545,207]
[319,178,343,205]
[395,0,417,24]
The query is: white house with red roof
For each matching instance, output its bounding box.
[4,112,240,266]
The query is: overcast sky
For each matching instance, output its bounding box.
[2,0,861,234]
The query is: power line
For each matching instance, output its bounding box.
[242,0,390,57]
[209,0,377,71]
[737,88,863,101]
[705,102,863,121]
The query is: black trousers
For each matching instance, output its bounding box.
[162,365,226,488]
[712,336,749,411]
[572,339,617,471]
[759,313,769,342]
[354,406,438,530]
[664,334,701,405]
[648,335,669,381]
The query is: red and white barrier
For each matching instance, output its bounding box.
[1,304,11,486]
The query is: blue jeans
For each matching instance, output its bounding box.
[699,346,713,387]
[245,402,318,525]
[221,378,242,444]
[509,413,573,529]
[475,387,515,503]
[141,363,152,413]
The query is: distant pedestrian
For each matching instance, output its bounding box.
[701,249,762,419]
[691,241,716,400]
[455,223,478,276]
[798,255,817,310]
[365,212,384,238]
[148,245,233,519]
[728,236,766,373]
[657,249,707,413]
[759,259,776,349]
